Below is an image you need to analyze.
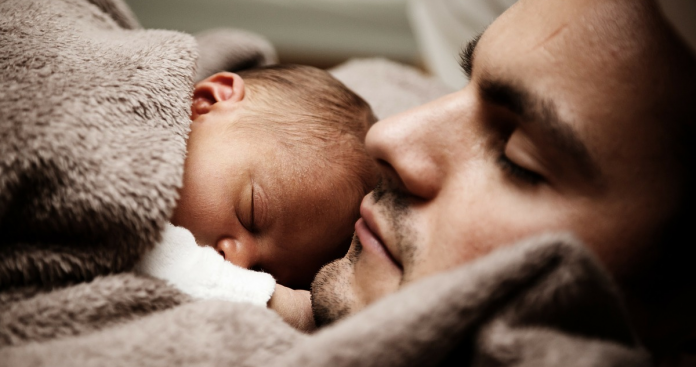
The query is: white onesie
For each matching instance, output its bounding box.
[135,223,276,306]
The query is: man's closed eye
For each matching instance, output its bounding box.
[497,154,544,185]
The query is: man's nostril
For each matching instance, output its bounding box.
[218,250,225,259]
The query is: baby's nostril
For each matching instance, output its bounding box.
[218,250,225,259]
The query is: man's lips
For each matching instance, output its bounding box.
[355,206,402,270]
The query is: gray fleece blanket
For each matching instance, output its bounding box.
[0,0,650,366]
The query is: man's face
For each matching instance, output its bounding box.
[312,0,689,324]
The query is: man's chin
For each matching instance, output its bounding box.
[310,256,358,327]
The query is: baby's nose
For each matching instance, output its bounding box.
[214,238,257,270]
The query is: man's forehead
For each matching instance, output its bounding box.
[477,0,670,123]
[490,0,648,64]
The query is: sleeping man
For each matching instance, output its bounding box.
[306,0,696,363]
[2,0,695,365]
[136,64,377,331]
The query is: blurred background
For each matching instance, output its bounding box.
[126,0,695,90]
[126,0,419,69]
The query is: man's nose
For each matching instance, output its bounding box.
[214,237,258,270]
[365,97,452,200]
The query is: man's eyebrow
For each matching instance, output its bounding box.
[479,78,603,182]
[459,32,484,80]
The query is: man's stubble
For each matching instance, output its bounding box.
[310,237,362,327]
[310,180,417,327]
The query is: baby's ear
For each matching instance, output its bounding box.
[191,72,245,119]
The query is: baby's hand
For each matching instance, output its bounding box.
[267,284,316,332]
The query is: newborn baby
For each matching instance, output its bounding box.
[136,65,378,330]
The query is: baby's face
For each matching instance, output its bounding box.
[172,104,358,289]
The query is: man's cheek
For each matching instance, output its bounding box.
[311,258,357,326]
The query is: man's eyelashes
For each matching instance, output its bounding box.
[497,155,544,185]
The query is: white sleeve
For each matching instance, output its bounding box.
[135,223,276,306]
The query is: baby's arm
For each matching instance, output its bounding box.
[135,223,275,306]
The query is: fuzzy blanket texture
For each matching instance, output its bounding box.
[0,0,650,365]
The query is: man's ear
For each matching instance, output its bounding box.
[191,72,245,120]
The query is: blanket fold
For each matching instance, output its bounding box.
[194,28,278,82]
[0,236,649,366]
[265,235,648,367]
[0,273,189,347]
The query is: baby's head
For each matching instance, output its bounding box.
[172,65,379,289]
